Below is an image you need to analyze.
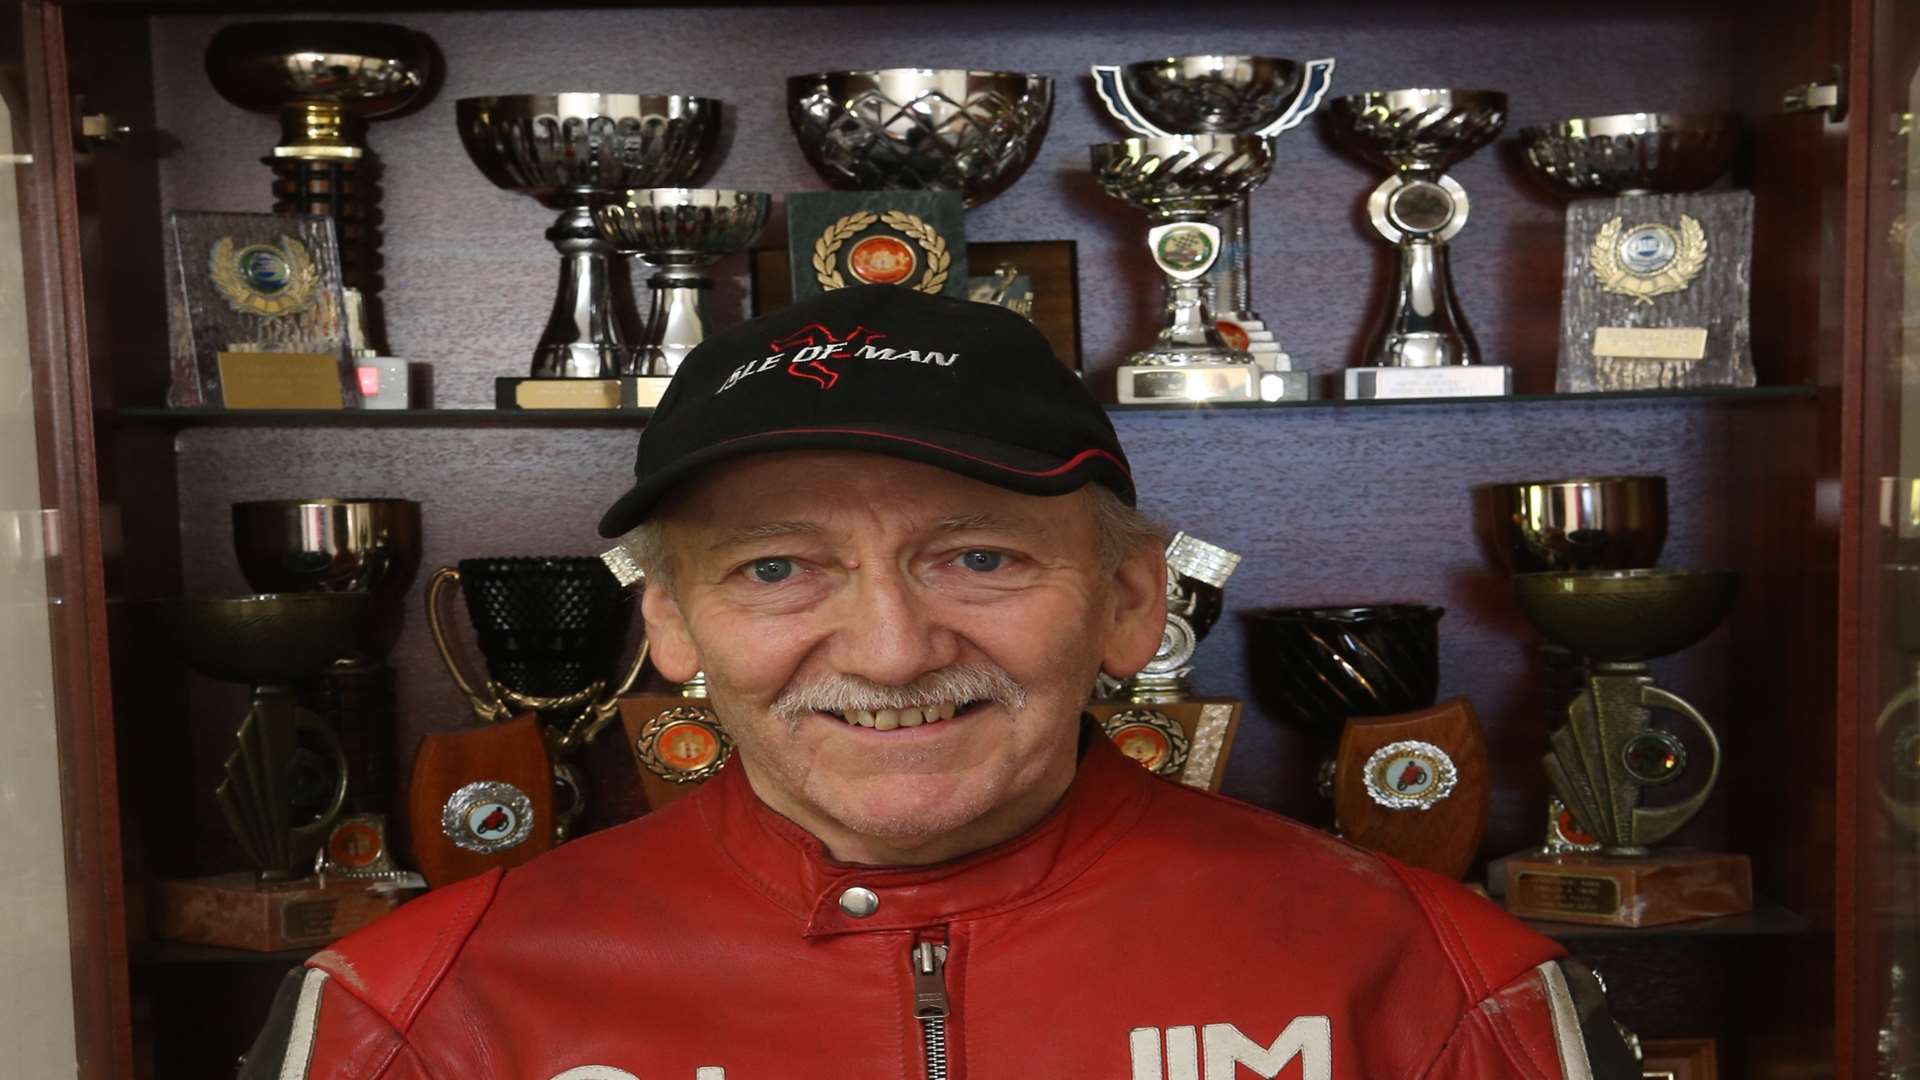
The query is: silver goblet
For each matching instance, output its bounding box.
[1519,112,1739,197]
[787,69,1053,208]
[1326,89,1509,395]
[1091,55,1335,392]
[593,189,773,378]
[456,93,724,378]
[1092,134,1274,403]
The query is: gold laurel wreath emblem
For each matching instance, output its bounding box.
[210,235,320,317]
[811,209,951,295]
[1588,214,1708,306]
[635,705,734,784]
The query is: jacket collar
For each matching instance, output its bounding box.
[696,725,1154,936]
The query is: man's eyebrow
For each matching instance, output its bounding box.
[932,512,1030,533]
[714,521,823,548]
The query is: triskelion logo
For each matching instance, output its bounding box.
[714,323,960,395]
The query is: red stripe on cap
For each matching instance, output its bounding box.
[710,427,1133,482]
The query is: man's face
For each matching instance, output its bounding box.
[640,451,1165,865]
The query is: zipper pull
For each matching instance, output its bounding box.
[910,940,949,1019]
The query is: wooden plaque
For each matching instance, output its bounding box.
[1334,697,1489,880]
[406,713,554,888]
[1503,850,1752,927]
[1082,697,1242,792]
[153,872,400,952]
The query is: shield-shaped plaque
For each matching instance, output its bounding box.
[1333,696,1489,879]
[407,713,555,887]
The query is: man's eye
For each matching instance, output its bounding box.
[954,550,1004,573]
[746,558,795,583]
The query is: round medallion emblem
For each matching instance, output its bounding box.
[1620,729,1687,785]
[441,780,536,854]
[235,244,294,295]
[1154,225,1214,274]
[1616,223,1681,276]
[1216,320,1251,352]
[1362,740,1459,811]
[1101,709,1190,778]
[847,235,918,285]
[1386,180,1455,235]
[327,819,384,869]
[209,235,319,317]
[636,706,734,783]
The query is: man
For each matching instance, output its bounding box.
[242,285,1636,1079]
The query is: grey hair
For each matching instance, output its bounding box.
[619,482,1163,596]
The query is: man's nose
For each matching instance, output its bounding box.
[825,566,958,687]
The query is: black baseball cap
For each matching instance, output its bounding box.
[597,284,1134,537]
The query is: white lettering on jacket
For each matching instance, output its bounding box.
[1129,1019,1332,1080]
[547,1068,724,1080]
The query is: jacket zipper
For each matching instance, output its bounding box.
[910,936,951,1080]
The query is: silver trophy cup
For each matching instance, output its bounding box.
[787,69,1053,207]
[1091,55,1334,394]
[1326,89,1510,399]
[456,93,724,378]
[593,189,772,378]
[1092,134,1275,403]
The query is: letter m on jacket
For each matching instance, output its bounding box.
[1129,1018,1332,1080]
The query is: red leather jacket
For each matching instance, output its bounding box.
[243,733,1634,1079]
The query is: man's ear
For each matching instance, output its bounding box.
[1101,540,1168,680]
[640,581,701,682]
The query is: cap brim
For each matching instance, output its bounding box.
[597,423,1134,537]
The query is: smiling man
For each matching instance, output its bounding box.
[241,286,1634,1080]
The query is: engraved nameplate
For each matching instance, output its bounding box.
[1119,365,1261,404]
[1511,870,1622,917]
[1344,365,1513,400]
[1592,326,1709,361]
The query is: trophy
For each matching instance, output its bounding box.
[153,594,402,950]
[422,556,647,853]
[591,188,773,391]
[204,21,433,308]
[1325,89,1511,399]
[1086,532,1244,791]
[1519,113,1751,392]
[1502,569,1752,926]
[1091,55,1336,398]
[233,498,421,878]
[786,69,1053,303]
[163,210,359,409]
[1092,136,1276,403]
[1243,604,1486,878]
[456,93,724,405]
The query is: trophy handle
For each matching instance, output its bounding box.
[286,706,352,851]
[1874,680,1920,833]
[1626,684,1723,847]
[555,623,652,751]
[427,566,511,724]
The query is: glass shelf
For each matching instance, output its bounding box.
[113,385,1815,428]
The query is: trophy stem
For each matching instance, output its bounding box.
[1142,271,1247,364]
[1376,238,1479,367]
[536,205,638,379]
[637,267,717,378]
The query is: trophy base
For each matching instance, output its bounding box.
[1502,850,1752,927]
[494,376,671,410]
[1344,365,1512,400]
[1217,314,1293,371]
[153,872,401,952]
[1083,697,1243,792]
[1118,364,1261,404]
[617,693,735,811]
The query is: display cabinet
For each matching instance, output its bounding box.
[14,0,1893,1075]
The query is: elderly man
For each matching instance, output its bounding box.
[241,286,1634,1079]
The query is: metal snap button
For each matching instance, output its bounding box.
[838,886,880,918]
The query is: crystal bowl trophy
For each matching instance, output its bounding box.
[414,556,647,885]
[204,21,433,313]
[456,93,724,407]
[1502,569,1752,926]
[1087,531,1244,791]
[1091,55,1336,400]
[153,593,403,950]
[1518,113,1752,392]
[1474,475,1669,879]
[1243,604,1487,878]
[233,498,421,884]
[591,188,773,394]
[785,69,1053,305]
[1325,89,1510,399]
[1092,136,1279,404]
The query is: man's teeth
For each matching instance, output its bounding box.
[837,701,961,729]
